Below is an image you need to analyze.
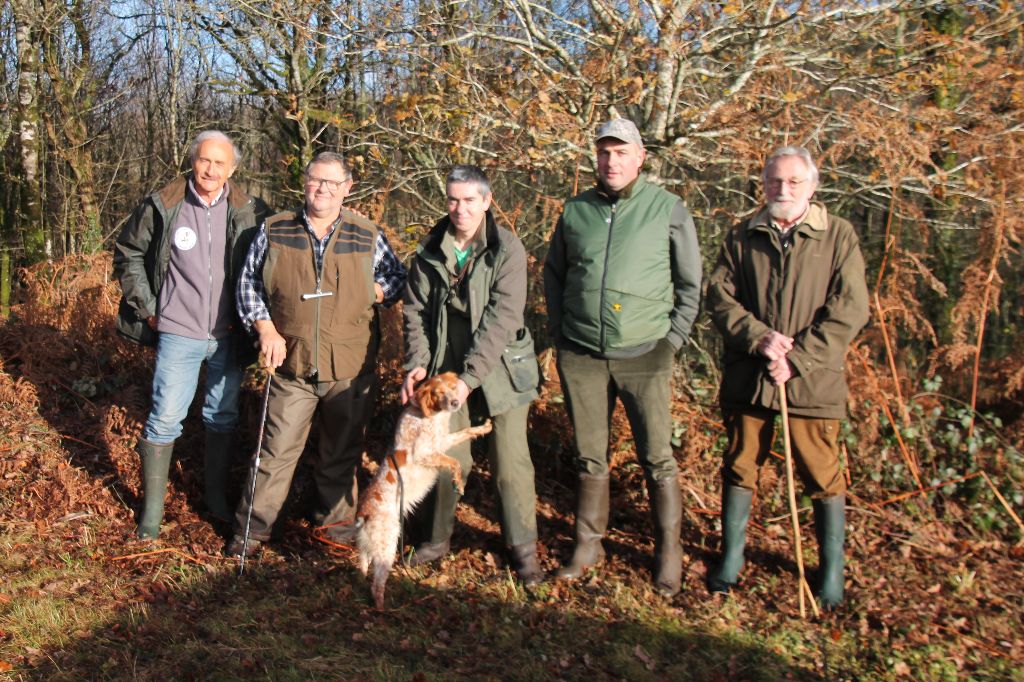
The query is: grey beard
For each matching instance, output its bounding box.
[767,201,802,223]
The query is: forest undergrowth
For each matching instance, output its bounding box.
[0,254,1021,681]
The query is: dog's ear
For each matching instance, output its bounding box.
[414,380,437,417]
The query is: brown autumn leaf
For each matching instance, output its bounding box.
[0,660,13,672]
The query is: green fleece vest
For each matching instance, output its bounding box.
[559,176,676,353]
[262,209,379,381]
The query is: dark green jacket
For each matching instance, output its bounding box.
[544,175,702,357]
[113,174,269,350]
[403,212,540,416]
[706,203,869,418]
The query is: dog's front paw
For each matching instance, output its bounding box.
[472,420,493,436]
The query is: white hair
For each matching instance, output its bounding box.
[763,146,819,183]
[189,130,241,167]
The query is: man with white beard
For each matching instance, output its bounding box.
[704,146,869,609]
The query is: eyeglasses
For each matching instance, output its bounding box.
[306,176,349,192]
[765,177,810,190]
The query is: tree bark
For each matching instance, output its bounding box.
[13,0,48,262]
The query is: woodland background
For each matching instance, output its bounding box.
[1,1,1023,680]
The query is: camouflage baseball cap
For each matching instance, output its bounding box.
[595,119,644,146]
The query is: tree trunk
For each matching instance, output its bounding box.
[13,0,48,263]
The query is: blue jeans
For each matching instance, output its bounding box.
[142,333,242,444]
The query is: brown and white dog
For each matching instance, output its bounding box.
[356,372,492,609]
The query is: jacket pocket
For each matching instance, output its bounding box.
[115,298,157,347]
[501,329,541,393]
[786,366,846,412]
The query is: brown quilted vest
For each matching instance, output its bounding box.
[262,208,379,382]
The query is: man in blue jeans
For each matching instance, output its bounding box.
[114,130,270,539]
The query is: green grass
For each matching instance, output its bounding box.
[5,518,1024,681]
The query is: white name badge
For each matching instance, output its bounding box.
[174,226,198,251]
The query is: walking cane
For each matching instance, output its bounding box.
[779,381,820,618]
[239,369,273,576]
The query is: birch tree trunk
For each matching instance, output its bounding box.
[13,0,48,262]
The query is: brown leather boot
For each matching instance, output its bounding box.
[650,476,683,597]
[555,473,609,580]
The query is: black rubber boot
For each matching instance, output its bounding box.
[707,485,753,594]
[136,438,174,539]
[204,430,236,522]
[510,541,544,586]
[555,473,610,580]
[814,495,846,609]
[650,476,684,597]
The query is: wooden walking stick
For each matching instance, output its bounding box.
[779,382,820,619]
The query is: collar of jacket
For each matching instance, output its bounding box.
[747,201,829,240]
[419,209,501,259]
[156,173,252,212]
[595,174,644,201]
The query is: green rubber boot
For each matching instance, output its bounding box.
[555,473,609,580]
[650,476,684,597]
[707,485,753,594]
[137,438,174,539]
[204,430,237,522]
[814,495,846,609]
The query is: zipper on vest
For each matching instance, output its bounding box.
[206,204,214,340]
[312,231,325,382]
[598,202,617,350]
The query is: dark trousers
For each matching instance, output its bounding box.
[415,399,538,547]
[235,371,376,540]
[556,340,677,482]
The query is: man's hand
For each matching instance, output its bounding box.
[401,367,427,405]
[454,378,471,406]
[757,330,794,362]
[254,320,287,369]
[146,315,158,331]
[768,357,795,385]
[374,282,384,304]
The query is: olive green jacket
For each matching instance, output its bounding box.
[706,203,869,418]
[403,212,540,416]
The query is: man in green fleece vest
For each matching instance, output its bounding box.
[543,119,702,597]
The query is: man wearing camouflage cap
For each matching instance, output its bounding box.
[544,118,702,596]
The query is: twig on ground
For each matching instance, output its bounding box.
[879,472,982,506]
[979,471,1024,543]
[107,548,206,566]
